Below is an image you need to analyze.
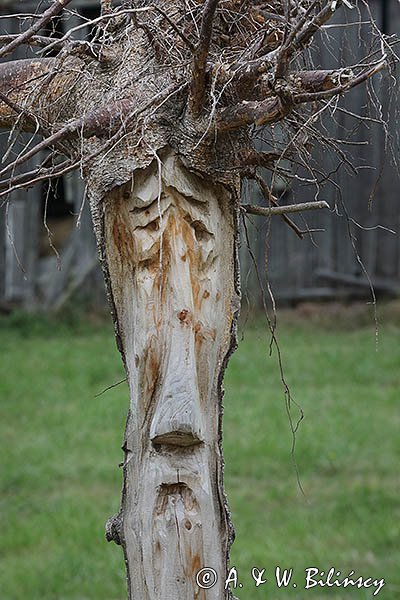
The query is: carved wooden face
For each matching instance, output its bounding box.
[108,152,234,448]
[105,151,237,598]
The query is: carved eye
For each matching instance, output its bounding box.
[189,220,213,243]
[146,219,160,232]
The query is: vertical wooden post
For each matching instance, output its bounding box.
[97,150,240,599]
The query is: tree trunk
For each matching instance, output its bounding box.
[0,4,387,598]
[94,149,240,599]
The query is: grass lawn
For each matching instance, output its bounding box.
[0,307,399,599]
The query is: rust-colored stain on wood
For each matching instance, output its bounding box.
[112,212,136,267]
[194,321,217,351]
[149,196,211,318]
[190,553,206,599]
[102,156,235,600]
[178,308,191,324]
[143,339,159,396]
[152,483,206,597]
[191,553,201,575]
[140,336,160,423]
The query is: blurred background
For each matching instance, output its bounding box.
[0,1,399,599]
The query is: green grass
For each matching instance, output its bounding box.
[0,309,399,599]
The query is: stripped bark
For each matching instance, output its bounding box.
[98,151,240,599]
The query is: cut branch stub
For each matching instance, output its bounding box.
[100,150,240,599]
[217,97,289,132]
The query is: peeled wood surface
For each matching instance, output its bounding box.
[103,150,239,599]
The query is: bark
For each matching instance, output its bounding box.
[0,58,55,130]
[94,149,241,599]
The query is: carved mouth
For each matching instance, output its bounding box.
[151,430,203,448]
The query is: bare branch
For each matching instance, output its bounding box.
[242,200,329,216]
[218,58,386,133]
[294,59,387,103]
[294,1,343,52]
[0,159,78,203]
[253,172,304,240]
[189,0,219,117]
[218,96,289,132]
[0,0,73,60]
[0,34,65,51]
[0,99,132,180]
[275,0,321,78]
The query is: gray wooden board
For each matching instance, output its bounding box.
[0,15,42,304]
[0,3,106,308]
[246,0,399,304]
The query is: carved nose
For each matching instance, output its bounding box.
[150,322,203,447]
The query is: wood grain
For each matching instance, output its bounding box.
[103,150,240,599]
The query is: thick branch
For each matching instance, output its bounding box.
[218,96,289,131]
[239,149,282,168]
[0,34,64,51]
[218,61,385,132]
[294,68,353,93]
[0,58,56,131]
[0,0,72,59]
[232,68,353,102]
[189,0,219,117]
[218,51,277,94]
[294,60,386,103]
[0,98,132,180]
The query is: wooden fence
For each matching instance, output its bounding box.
[0,1,399,309]
[0,1,102,309]
[241,0,400,305]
